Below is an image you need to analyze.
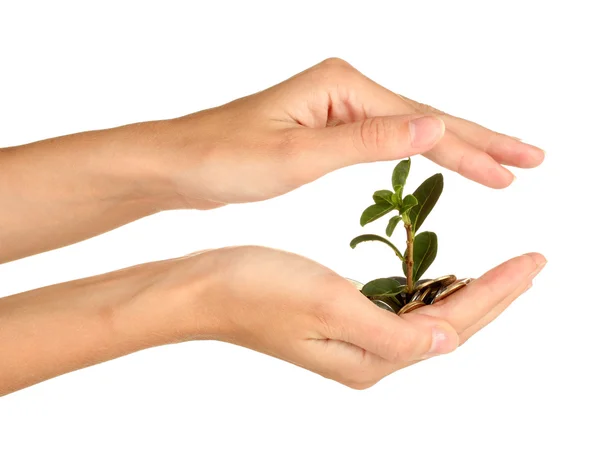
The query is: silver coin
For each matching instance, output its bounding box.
[398,300,426,314]
[372,299,397,313]
[414,274,457,292]
[432,278,473,304]
[426,285,446,304]
[410,286,433,304]
[427,285,445,304]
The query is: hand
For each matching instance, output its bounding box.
[0,244,545,394]
[0,57,545,263]
[164,246,546,389]
[159,58,545,208]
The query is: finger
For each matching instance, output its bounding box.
[438,115,545,168]
[329,294,459,364]
[292,114,445,176]
[459,278,533,344]
[424,129,516,188]
[397,93,545,168]
[301,66,515,187]
[412,252,546,334]
[390,95,516,187]
[303,306,459,389]
[460,257,545,342]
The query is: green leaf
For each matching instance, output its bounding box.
[372,190,394,205]
[350,234,404,261]
[400,194,418,215]
[403,232,438,282]
[361,278,407,297]
[409,173,443,232]
[360,203,394,226]
[394,185,404,206]
[385,215,402,237]
[392,159,411,191]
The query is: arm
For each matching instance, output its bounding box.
[0,121,195,264]
[0,246,545,396]
[0,58,544,263]
[0,256,187,395]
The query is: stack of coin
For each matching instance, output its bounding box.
[347,276,472,314]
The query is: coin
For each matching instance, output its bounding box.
[398,300,426,314]
[432,278,473,304]
[392,291,411,308]
[410,286,433,304]
[372,299,398,313]
[390,276,407,285]
[426,285,445,304]
[432,274,457,287]
[414,275,456,292]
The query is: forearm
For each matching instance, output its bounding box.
[0,120,188,263]
[0,254,211,396]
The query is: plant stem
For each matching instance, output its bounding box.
[405,222,414,293]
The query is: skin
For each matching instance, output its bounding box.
[0,58,546,396]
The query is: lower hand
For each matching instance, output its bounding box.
[163,246,546,389]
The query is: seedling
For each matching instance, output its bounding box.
[350,158,470,314]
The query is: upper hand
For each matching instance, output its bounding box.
[158,58,544,208]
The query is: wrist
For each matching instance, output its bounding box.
[126,250,225,343]
[116,116,226,212]
[99,120,188,212]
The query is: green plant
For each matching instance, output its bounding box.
[350,158,443,299]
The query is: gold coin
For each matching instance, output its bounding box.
[432,278,473,304]
[398,300,426,314]
[432,274,457,287]
[414,275,457,292]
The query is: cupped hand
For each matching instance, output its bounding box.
[161,58,544,208]
[164,246,546,389]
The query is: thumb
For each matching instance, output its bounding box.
[298,114,445,173]
[337,300,459,363]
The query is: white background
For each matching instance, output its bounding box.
[0,1,598,450]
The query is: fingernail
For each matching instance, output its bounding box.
[531,261,546,278]
[424,326,457,358]
[523,252,547,278]
[523,252,547,266]
[409,116,445,148]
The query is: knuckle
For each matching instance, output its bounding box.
[312,58,357,84]
[357,117,398,155]
[318,57,353,72]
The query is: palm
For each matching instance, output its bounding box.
[185,246,544,389]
